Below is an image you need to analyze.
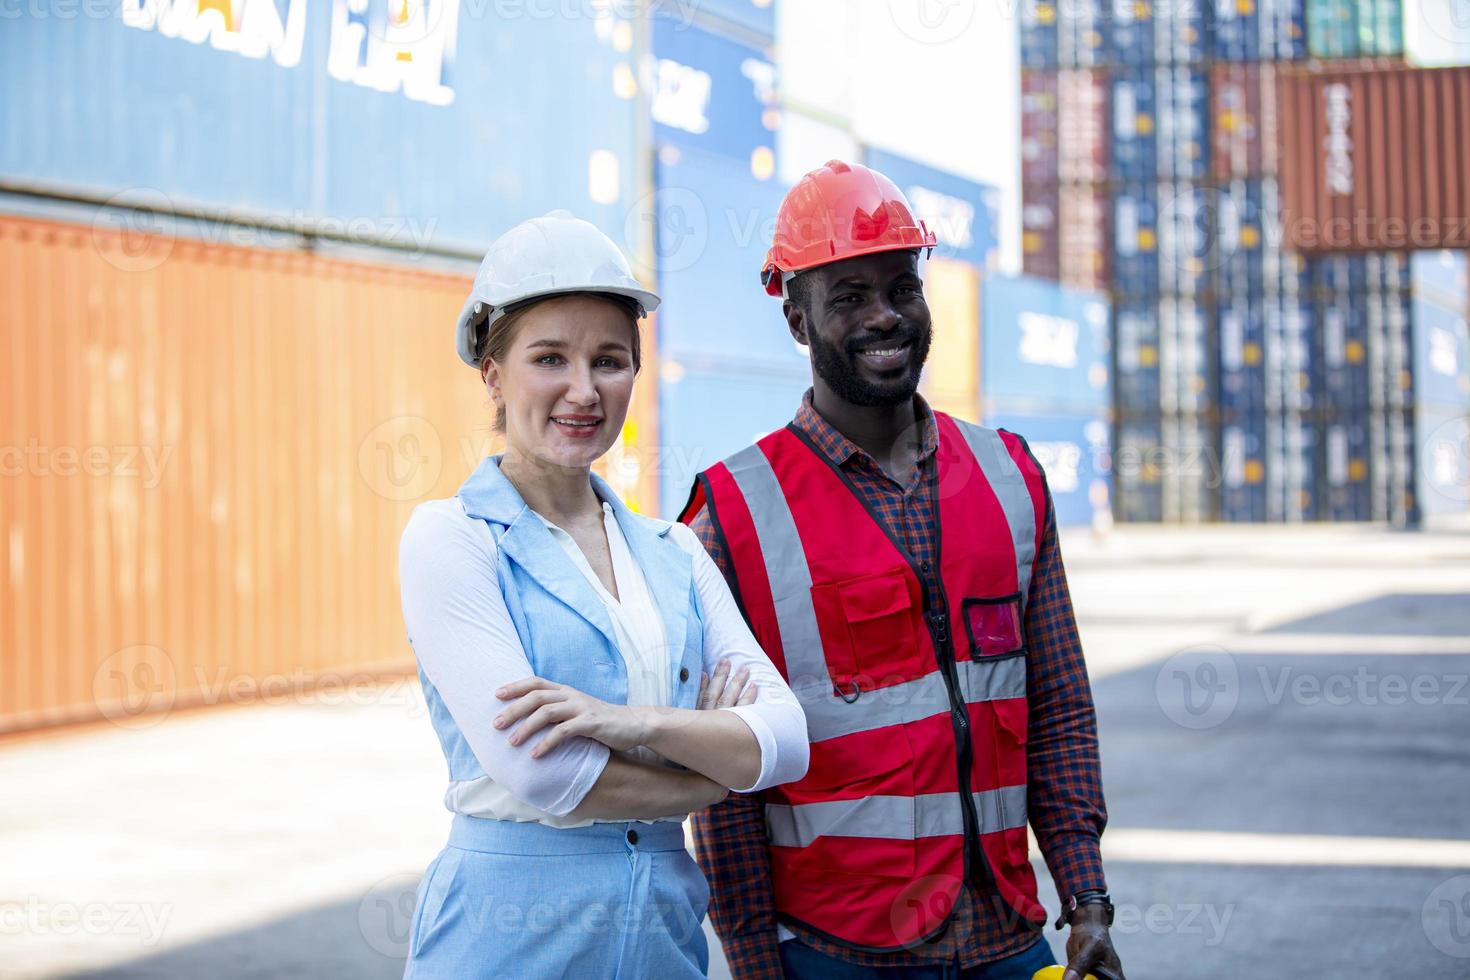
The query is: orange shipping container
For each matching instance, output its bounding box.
[0,214,661,734]
[1278,64,1470,252]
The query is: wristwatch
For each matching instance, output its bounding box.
[1055,889,1114,930]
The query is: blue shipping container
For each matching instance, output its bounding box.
[1410,250,1468,305]
[1213,0,1262,60]
[1218,296,1267,416]
[1155,0,1212,62]
[1110,0,1155,66]
[1221,412,1269,521]
[1412,293,1470,409]
[652,18,777,170]
[1112,184,1161,297]
[1059,0,1110,67]
[658,367,808,520]
[981,275,1111,415]
[657,0,776,39]
[1160,296,1213,414]
[1155,67,1210,181]
[1111,70,1158,183]
[654,145,801,371]
[981,411,1114,527]
[1317,293,1373,412]
[1158,182,1215,297]
[1115,413,1165,522]
[1415,405,1470,520]
[1,3,643,252]
[1115,301,1162,414]
[865,148,1000,269]
[1022,0,1062,67]
[1260,0,1309,58]
[1321,418,1373,521]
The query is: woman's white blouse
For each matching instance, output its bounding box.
[398,497,809,828]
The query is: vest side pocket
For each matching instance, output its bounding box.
[809,568,926,694]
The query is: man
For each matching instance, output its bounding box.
[680,161,1125,980]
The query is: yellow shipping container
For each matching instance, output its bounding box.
[919,257,981,421]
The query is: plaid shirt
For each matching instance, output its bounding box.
[686,391,1108,977]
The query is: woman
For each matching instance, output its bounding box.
[397,211,808,978]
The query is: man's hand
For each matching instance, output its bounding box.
[1064,904,1125,980]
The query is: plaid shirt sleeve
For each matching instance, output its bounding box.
[685,504,786,980]
[1023,478,1110,906]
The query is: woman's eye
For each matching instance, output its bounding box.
[536,354,563,365]
[596,357,626,369]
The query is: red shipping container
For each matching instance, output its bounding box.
[1022,70,1060,185]
[1058,69,1109,184]
[1060,182,1109,292]
[1278,64,1470,251]
[1022,182,1062,281]
[1212,62,1279,180]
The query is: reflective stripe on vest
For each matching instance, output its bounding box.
[766,786,1029,849]
[721,433,1034,742]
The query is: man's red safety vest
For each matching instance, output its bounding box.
[682,411,1050,950]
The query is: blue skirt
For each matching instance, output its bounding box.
[403,814,709,979]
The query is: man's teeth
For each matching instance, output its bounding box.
[862,347,902,356]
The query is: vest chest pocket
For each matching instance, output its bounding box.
[810,568,927,694]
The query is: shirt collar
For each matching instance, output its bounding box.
[790,388,940,469]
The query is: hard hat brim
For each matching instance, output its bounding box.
[455,285,661,367]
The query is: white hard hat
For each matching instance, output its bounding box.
[454,210,660,368]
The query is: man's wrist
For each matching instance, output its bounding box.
[1056,889,1113,930]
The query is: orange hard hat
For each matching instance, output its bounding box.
[761,159,937,297]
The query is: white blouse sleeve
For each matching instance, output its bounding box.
[668,522,811,793]
[398,500,610,817]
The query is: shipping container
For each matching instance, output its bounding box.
[1265,411,1319,520]
[657,367,808,521]
[865,149,1000,269]
[1110,0,1156,67]
[1211,63,1279,180]
[652,19,778,172]
[1263,294,1318,413]
[1059,0,1111,67]
[1406,0,1470,66]
[1415,405,1470,520]
[660,0,776,39]
[921,259,983,420]
[1111,69,1158,182]
[1217,178,1267,297]
[1320,414,1373,520]
[1059,69,1111,184]
[1061,183,1111,292]
[1219,294,1268,415]
[1411,289,1470,407]
[1278,65,1470,252]
[1114,300,1162,413]
[0,213,511,733]
[1221,411,1269,520]
[1372,405,1418,524]
[654,144,802,371]
[980,275,1111,416]
[1213,0,1262,61]
[1156,67,1211,181]
[1316,290,1373,412]
[1260,0,1310,58]
[1115,413,1166,521]
[0,7,644,253]
[981,410,1114,527]
[1112,183,1161,296]
[1159,295,1213,413]
[1022,0,1063,67]
[1158,182,1215,297]
[1022,184,1063,281]
[1162,411,1216,521]
[1021,71,1061,185]
[1155,0,1213,62]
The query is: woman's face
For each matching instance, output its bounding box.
[484,294,637,470]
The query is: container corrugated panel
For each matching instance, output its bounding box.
[1265,411,1319,520]
[1022,71,1061,186]
[657,367,808,521]
[1158,182,1214,297]
[1217,179,1267,299]
[1371,405,1417,524]
[0,8,643,252]
[1155,0,1212,63]
[1115,413,1166,521]
[1110,69,1158,183]
[0,214,495,734]
[1022,0,1063,67]
[1162,412,1216,522]
[1115,301,1162,413]
[1212,63,1280,180]
[1112,183,1161,297]
[1155,67,1211,181]
[980,275,1111,416]
[1060,183,1111,292]
[1320,414,1373,519]
[920,259,982,419]
[1260,0,1310,59]
[1263,296,1318,413]
[865,149,1000,269]
[1022,185,1063,281]
[1221,412,1269,521]
[1415,405,1470,519]
[981,410,1113,526]
[1059,70,1110,183]
[653,19,778,171]
[1213,0,1262,60]
[1279,65,1470,252]
[1317,291,1373,411]
[1059,0,1111,67]
[1159,296,1213,414]
[1219,295,1268,415]
[654,145,800,372]
[1410,252,1470,409]
[1110,0,1156,67]
[1306,0,1358,57]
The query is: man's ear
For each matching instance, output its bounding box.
[784,300,809,347]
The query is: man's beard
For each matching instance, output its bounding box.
[807,323,933,407]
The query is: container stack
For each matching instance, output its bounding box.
[980,277,1114,529]
[1021,0,1470,523]
[1411,252,1470,521]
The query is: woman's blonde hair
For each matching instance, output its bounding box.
[476,292,643,433]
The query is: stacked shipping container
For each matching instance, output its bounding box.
[1021,0,1470,523]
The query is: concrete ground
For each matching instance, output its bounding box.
[3,523,1469,979]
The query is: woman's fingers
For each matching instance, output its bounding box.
[495,676,556,701]
[530,715,588,757]
[700,659,731,709]
[717,665,752,708]
[494,688,567,730]
[509,700,574,745]
[736,681,758,706]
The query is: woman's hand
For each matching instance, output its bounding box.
[494,678,648,757]
[697,658,759,709]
